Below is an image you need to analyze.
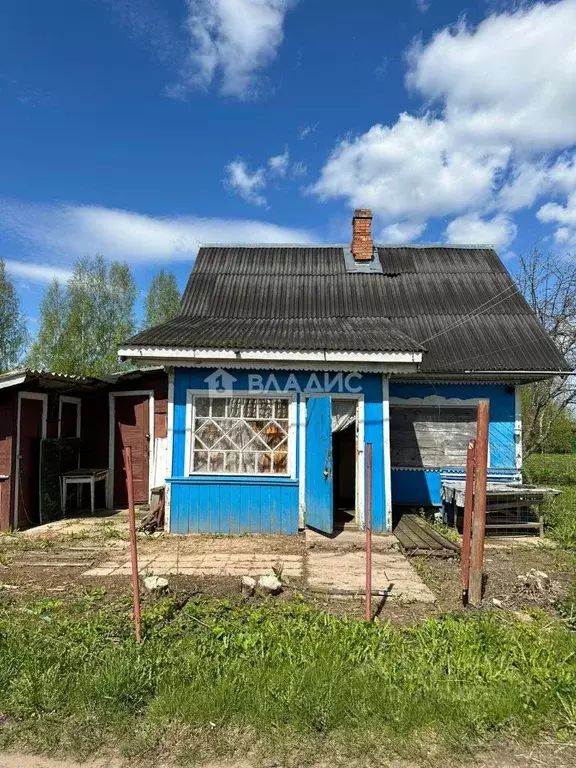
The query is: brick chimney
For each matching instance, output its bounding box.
[351,208,373,261]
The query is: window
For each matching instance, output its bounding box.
[390,405,477,468]
[189,395,292,475]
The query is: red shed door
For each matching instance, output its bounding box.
[17,396,45,528]
[113,394,150,506]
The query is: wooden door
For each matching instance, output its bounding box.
[17,396,45,527]
[114,394,150,506]
[305,396,333,534]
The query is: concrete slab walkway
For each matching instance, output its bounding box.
[307,549,435,603]
[84,553,303,578]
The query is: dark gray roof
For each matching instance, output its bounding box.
[127,245,567,373]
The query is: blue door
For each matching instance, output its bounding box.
[305,396,333,534]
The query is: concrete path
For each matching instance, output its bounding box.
[307,549,435,602]
[82,530,434,603]
[84,553,303,578]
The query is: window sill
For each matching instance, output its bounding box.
[168,475,299,486]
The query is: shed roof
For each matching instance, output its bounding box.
[126,244,567,374]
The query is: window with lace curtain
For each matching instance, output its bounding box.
[189,395,292,475]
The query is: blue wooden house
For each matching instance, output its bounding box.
[120,210,566,536]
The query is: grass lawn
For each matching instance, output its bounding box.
[0,593,575,766]
[524,454,576,548]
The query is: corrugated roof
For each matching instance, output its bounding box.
[126,245,567,373]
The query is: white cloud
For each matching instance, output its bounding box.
[225,149,302,204]
[4,259,73,283]
[380,221,426,244]
[0,199,314,264]
[312,0,576,249]
[445,213,517,249]
[224,160,268,206]
[408,0,576,152]
[268,149,289,177]
[298,123,318,140]
[537,193,576,245]
[174,0,296,99]
[415,0,430,13]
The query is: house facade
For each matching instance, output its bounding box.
[120,210,567,536]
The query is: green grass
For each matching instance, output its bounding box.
[524,453,576,485]
[0,595,575,763]
[523,454,576,548]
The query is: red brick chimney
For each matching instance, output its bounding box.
[351,208,373,261]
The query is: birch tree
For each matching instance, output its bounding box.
[0,259,28,371]
[516,248,576,455]
[143,269,180,328]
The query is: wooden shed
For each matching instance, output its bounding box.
[0,368,168,531]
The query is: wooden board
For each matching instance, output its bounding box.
[394,513,460,556]
[390,406,477,467]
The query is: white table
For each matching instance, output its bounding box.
[61,469,109,514]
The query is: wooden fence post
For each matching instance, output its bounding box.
[123,446,142,642]
[461,439,476,605]
[365,442,373,622]
[469,400,489,607]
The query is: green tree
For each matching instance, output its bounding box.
[27,279,68,371]
[0,259,28,371]
[28,255,138,376]
[143,269,180,328]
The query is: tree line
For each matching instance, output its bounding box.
[0,248,575,456]
[0,254,180,377]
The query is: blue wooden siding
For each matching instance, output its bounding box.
[169,367,387,534]
[389,382,518,507]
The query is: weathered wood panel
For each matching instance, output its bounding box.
[390,406,477,468]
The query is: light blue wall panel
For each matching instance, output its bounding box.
[170,368,387,534]
[389,382,518,507]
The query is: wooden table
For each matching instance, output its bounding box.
[61,469,109,514]
[442,481,560,537]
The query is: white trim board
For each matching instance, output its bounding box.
[14,392,47,529]
[107,390,155,509]
[184,389,298,479]
[119,346,423,365]
[58,396,82,438]
[382,375,392,532]
[165,369,174,532]
[514,385,523,470]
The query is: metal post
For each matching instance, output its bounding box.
[123,447,142,643]
[461,439,476,605]
[365,442,373,622]
[469,400,489,607]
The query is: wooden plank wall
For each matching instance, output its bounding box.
[0,392,16,530]
[170,478,299,534]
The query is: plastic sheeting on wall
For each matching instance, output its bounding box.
[331,400,356,433]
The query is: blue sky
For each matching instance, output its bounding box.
[2,0,576,327]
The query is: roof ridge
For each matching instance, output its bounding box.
[197,243,497,250]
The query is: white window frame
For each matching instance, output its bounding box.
[58,396,82,439]
[185,390,297,479]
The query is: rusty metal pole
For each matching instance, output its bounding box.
[469,400,489,607]
[365,442,373,622]
[123,447,142,643]
[461,439,476,605]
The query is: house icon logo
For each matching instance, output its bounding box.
[204,368,238,395]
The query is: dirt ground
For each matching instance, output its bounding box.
[3,740,576,768]
[0,511,573,622]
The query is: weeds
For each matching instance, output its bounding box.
[0,595,574,761]
[524,454,576,485]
